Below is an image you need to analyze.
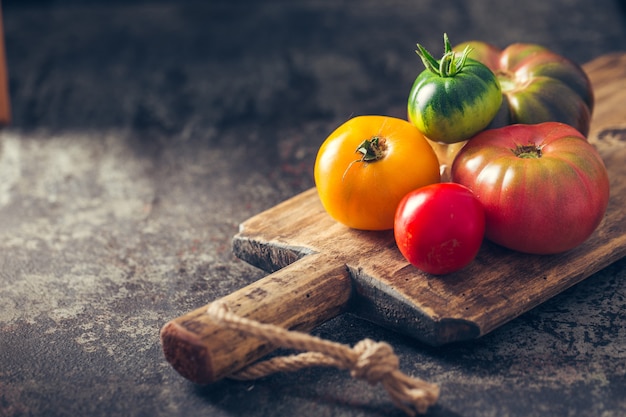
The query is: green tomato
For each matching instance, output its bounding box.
[407,34,502,144]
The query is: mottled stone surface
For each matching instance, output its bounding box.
[1,1,625,416]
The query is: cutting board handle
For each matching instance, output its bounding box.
[160,253,352,384]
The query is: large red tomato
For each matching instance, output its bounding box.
[394,183,485,275]
[451,122,609,254]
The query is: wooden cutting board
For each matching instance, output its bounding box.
[161,52,626,384]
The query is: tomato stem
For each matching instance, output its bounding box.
[513,143,543,159]
[341,136,388,182]
[355,136,387,162]
[416,33,472,77]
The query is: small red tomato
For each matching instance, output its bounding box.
[394,183,485,275]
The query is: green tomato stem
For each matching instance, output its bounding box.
[341,136,388,182]
[355,136,387,162]
[415,33,472,77]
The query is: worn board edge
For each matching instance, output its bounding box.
[232,183,626,345]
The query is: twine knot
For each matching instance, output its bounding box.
[351,339,399,383]
[206,301,439,416]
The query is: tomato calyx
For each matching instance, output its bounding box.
[355,136,387,162]
[512,143,543,159]
[341,136,388,181]
[416,33,472,78]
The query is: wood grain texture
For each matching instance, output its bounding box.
[161,253,352,383]
[161,53,626,383]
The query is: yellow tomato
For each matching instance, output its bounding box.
[314,115,441,230]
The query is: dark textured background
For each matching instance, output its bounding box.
[1,1,625,416]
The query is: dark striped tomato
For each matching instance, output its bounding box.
[407,34,502,144]
[451,122,609,255]
[453,41,594,136]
